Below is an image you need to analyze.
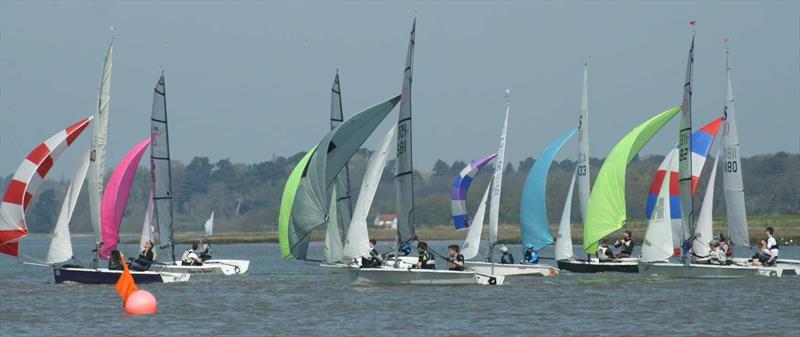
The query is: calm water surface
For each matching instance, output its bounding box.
[2,237,798,336]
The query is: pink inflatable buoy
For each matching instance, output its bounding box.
[124,290,158,315]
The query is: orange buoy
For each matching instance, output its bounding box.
[124,290,157,315]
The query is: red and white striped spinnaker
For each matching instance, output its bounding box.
[0,117,93,256]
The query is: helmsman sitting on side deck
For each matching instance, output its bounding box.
[413,241,436,270]
[181,242,203,266]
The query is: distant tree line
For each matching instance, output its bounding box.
[3,151,798,234]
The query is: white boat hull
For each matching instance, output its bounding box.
[149,259,249,275]
[464,261,558,277]
[639,262,789,278]
[348,267,504,285]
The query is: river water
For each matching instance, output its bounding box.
[2,237,798,336]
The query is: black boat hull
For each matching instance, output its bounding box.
[53,267,167,284]
[557,260,639,273]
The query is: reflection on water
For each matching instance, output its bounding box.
[2,237,798,336]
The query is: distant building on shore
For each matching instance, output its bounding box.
[373,214,397,229]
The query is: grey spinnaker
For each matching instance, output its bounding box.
[395,18,417,244]
[289,95,401,260]
[150,74,175,261]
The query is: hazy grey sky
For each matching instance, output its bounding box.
[1,1,798,178]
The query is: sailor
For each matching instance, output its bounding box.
[447,244,465,271]
[597,240,614,261]
[717,233,733,264]
[614,230,634,258]
[499,246,514,264]
[108,250,124,270]
[130,240,157,271]
[413,241,435,270]
[749,240,773,266]
[707,240,725,265]
[520,243,539,264]
[361,239,383,268]
[181,242,203,266]
[196,236,213,261]
[765,227,779,265]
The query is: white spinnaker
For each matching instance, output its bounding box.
[46,148,91,265]
[139,189,155,252]
[555,168,578,261]
[204,211,214,236]
[693,149,720,257]
[489,92,510,245]
[722,48,748,247]
[343,126,396,260]
[462,182,492,260]
[641,151,676,262]
[88,42,113,244]
[577,64,591,221]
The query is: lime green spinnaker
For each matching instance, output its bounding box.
[583,106,681,254]
[279,147,317,260]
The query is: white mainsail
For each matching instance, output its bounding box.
[88,41,113,245]
[395,18,417,244]
[641,151,676,262]
[693,149,720,257]
[721,47,749,247]
[343,126,396,260]
[577,64,591,221]
[46,149,91,265]
[554,168,577,261]
[488,91,510,247]
[139,189,155,252]
[462,182,492,260]
[204,211,214,237]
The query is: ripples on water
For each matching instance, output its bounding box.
[1,237,798,336]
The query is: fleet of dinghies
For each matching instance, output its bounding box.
[1,20,796,287]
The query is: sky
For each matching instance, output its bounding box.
[1,1,799,178]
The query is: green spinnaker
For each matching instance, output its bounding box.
[582,106,681,254]
[279,147,317,260]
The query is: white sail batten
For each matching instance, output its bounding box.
[721,48,749,247]
[555,168,578,261]
[343,126,396,260]
[489,92,510,245]
[641,151,676,262]
[46,148,91,265]
[693,149,720,257]
[88,42,113,244]
[463,181,492,260]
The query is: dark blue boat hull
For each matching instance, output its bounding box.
[53,268,165,284]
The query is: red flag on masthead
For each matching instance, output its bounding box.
[689,20,696,27]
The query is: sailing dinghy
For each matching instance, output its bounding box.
[54,137,189,284]
[639,37,796,278]
[347,19,504,285]
[141,74,248,276]
[456,92,557,277]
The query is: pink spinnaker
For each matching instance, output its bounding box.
[100,137,152,259]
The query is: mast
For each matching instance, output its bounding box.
[395,17,418,255]
[678,26,695,264]
[488,90,510,263]
[722,42,749,247]
[577,63,591,221]
[88,41,112,267]
[151,73,175,262]
[331,70,353,232]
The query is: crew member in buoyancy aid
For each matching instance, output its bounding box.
[108,250,124,270]
[447,244,466,271]
[130,240,157,271]
[413,241,435,270]
[181,242,203,266]
[361,239,384,268]
[597,240,614,261]
[707,240,726,265]
[614,230,634,258]
[520,243,539,264]
[499,246,514,264]
[765,227,779,265]
[717,233,733,264]
[196,236,212,262]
